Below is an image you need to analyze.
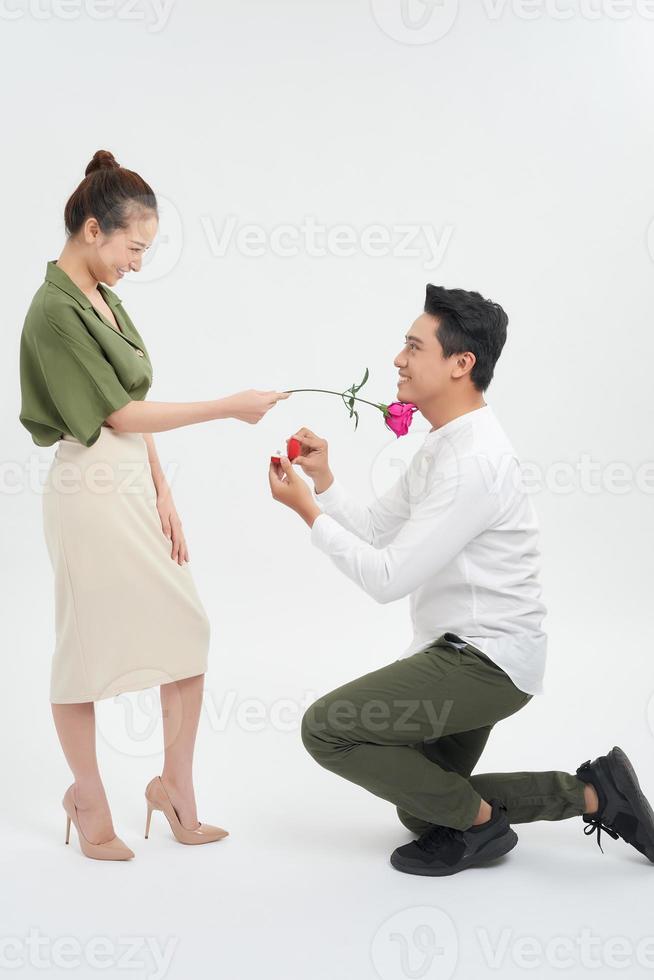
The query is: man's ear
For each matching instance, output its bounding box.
[453,352,476,379]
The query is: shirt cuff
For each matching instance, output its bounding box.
[312,478,349,514]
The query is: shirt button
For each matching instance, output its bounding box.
[135,349,144,357]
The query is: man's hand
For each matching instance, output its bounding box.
[269,455,322,527]
[290,428,334,494]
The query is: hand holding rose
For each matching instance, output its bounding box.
[268,368,418,524]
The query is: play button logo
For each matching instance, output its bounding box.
[370,0,459,44]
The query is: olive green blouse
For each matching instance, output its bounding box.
[19,260,153,447]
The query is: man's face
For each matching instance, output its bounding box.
[393,313,453,407]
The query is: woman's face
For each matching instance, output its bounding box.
[86,209,159,287]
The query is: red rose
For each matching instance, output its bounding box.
[383,401,418,438]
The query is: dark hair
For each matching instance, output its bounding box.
[424,284,508,392]
[64,149,158,238]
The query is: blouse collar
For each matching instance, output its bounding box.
[45,260,124,313]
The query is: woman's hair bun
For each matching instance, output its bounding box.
[65,151,157,237]
[85,150,120,176]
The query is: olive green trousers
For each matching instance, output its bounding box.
[301,632,587,832]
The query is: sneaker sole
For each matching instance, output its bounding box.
[390,828,519,877]
[607,746,654,863]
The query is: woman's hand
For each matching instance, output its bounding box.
[156,489,189,565]
[227,389,292,424]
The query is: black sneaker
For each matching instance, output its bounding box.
[576,746,654,863]
[390,799,518,876]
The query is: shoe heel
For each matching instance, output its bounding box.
[61,784,134,861]
[143,775,228,845]
[145,803,153,839]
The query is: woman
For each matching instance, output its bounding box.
[19,149,290,860]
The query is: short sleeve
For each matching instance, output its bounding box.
[33,317,133,447]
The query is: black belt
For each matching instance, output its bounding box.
[442,631,468,649]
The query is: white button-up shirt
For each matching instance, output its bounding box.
[310,403,548,695]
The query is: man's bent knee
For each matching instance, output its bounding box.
[300,694,359,765]
[300,703,323,758]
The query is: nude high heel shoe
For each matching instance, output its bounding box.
[144,776,229,845]
[62,785,134,861]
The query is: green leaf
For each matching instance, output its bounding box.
[359,367,369,389]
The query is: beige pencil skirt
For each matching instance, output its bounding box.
[42,425,210,704]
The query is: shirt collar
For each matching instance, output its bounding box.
[45,260,123,312]
[425,403,491,441]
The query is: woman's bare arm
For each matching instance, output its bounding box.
[142,432,167,493]
[106,389,290,434]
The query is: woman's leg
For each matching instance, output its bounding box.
[159,673,204,829]
[51,702,115,844]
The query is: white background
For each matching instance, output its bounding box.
[2,1,654,978]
